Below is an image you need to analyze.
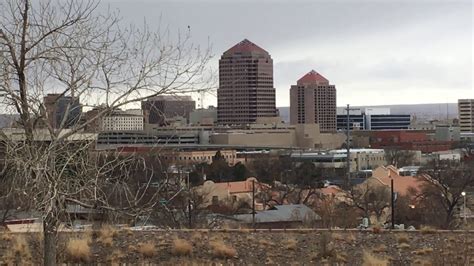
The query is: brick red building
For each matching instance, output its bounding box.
[289,70,336,132]
[217,39,277,125]
[370,130,453,153]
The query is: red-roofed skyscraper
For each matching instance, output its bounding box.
[290,70,336,132]
[217,39,277,125]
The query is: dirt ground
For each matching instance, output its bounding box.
[0,229,473,265]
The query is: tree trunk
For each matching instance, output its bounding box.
[43,219,57,266]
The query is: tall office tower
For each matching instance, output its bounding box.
[458,99,474,133]
[217,39,277,125]
[142,95,195,126]
[43,94,82,128]
[289,70,336,132]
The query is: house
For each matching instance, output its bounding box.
[371,165,426,196]
[233,204,321,229]
[195,177,270,211]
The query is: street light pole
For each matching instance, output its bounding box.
[461,191,467,225]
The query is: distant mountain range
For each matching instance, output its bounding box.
[277,103,458,123]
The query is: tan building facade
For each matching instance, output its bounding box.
[458,99,474,133]
[157,149,237,166]
[210,123,345,149]
[290,70,336,132]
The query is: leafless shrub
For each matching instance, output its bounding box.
[398,243,410,249]
[137,242,156,258]
[362,250,388,266]
[420,226,436,234]
[172,238,193,256]
[66,237,91,262]
[210,240,236,259]
[412,247,433,256]
[285,238,298,250]
[98,225,117,247]
[396,233,410,244]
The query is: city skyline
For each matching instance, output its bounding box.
[101,0,472,108]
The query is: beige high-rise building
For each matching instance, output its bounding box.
[217,39,277,125]
[289,70,336,132]
[458,99,474,133]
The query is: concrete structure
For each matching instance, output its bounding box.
[209,123,345,149]
[217,39,277,125]
[290,70,336,132]
[114,147,237,166]
[95,131,207,149]
[190,106,217,125]
[458,99,474,133]
[44,94,82,128]
[290,148,386,172]
[142,95,195,126]
[101,109,144,131]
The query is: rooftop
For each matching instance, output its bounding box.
[223,39,269,56]
[233,204,321,224]
[297,70,329,86]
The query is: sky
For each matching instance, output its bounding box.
[101,0,473,107]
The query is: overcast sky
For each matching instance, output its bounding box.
[102,0,473,107]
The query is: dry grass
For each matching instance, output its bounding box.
[362,250,389,266]
[420,226,436,234]
[285,238,298,250]
[66,237,91,262]
[98,225,117,247]
[332,233,344,241]
[398,243,410,249]
[107,249,125,263]
[345,232,357,243]
[396,233,410,244]
[372,244,387,253]
[2,234,32,264]
[372,226,382,234]
[122,228,134,236]
[172,238,193,256]
[259,239,273,247]
[191,231,203,243]
[1,233,13,242]
[413,258,433,265]
[209,240,237,259]
[412,247,434,256]
[137,242,156,258]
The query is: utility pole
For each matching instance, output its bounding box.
[391,178,395,229]
[187,171,192,229]
[252,179,256,228]
[345,104,358,189]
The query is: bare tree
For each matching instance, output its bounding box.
[419,160,474,229]
[348,181,391,225]
[0,0,211,265]
[384,149,417,168]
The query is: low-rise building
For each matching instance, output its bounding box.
[195,177,269,210]
[210,123,345,149]
[101,110,144,131]
[370,130,453,153]
[290,148,386,172]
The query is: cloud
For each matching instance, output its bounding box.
[100,0,473,107]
